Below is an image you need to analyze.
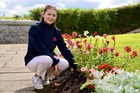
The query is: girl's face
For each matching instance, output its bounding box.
[42,8,57,25]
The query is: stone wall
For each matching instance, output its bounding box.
[0,20,39,44]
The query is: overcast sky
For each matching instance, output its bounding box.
[0,0,139,16]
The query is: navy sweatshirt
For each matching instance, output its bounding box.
[24,21,77,70]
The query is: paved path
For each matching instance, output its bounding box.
[0,44,36,93]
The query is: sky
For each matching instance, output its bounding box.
[0,0,139,16]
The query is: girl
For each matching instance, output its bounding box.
[24,5,77,89]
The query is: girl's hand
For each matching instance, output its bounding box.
[53,64,58,75]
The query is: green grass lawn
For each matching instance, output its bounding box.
[0,16,29,20]
[106,33,139,55]
[0,16,15,20]
[106,33,140,71]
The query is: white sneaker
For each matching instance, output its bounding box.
[32,75,44,89]
[43,76,50,85]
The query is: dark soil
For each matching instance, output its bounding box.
[34,67,90,93]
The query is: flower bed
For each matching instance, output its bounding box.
[55,31,140,93]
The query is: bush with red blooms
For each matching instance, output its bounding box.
[60,31,139,92]
[62,31,138,69]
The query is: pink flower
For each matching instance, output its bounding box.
[89,68,96,73]
[86,43,92,51]
[86,78,91,82]
[110,47,115,52]
[67,39,74,46]
[103,34,107,39]
[90,73,93,77]
[80,67,87,72]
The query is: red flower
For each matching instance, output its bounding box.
[124,46,131,53]
[98,48,103,55]
[89,84,95,89]
[130,51,138,58]
[103,63,108,69]
[86,43,92,51]
[114,52,119,56]
[83,39,87,44]
[93,31,98,36]
[103,47,108,53]
[62,33,71,39]
[77,43,82,49]
[98,65,103,70]
[72,31,77,38]
[76,40,81,45]
[111,36,115,41]
[132,51,138,56]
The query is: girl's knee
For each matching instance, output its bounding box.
[39,56,53,68]
[58,59,69,71]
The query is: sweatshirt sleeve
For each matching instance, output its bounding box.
[29,25,59,66]
[56,29,77,70]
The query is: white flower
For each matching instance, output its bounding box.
[95,35,100,41]
[84,30,89,36]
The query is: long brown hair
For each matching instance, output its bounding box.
[41,5,57,26]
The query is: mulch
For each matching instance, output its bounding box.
[34,67,90,93]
